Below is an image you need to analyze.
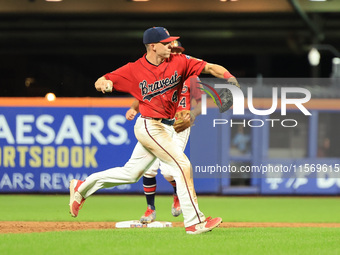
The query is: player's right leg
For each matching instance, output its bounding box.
[136,117,222,234]
[69,141,157,217]
[135,117,217,231]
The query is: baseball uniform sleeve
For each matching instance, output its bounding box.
[104,63,134,93]
[181,54,207,80]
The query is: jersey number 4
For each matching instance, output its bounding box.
[179,97,186,108]
[172,90,187,108]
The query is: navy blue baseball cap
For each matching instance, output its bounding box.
[172,40,185,52]
[143,27,180,44]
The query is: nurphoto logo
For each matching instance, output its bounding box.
[200,83,312,128]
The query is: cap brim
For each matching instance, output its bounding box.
[160,36,180,43]
[173,46,185,52]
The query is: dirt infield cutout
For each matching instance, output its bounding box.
[1,221,340,234]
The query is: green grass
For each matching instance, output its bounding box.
[0,195,339,222]
[1,228,339,255]
[1,195,340,255]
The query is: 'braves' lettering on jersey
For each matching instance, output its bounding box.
[104,54,206,118]
[140,71,181,101]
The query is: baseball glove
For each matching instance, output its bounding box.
[216,88,233,113]
[173,110,192,133]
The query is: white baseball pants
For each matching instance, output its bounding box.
[144,127,190,181]
[77,116,205,227]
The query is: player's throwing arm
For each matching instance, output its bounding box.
[95,77,113,93]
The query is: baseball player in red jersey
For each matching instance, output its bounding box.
[125,41,203,223]
[69,27,238,234]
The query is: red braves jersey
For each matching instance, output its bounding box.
[104,54,207,118]
[177,76,203,112]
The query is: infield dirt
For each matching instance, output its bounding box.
[1,221,340,234]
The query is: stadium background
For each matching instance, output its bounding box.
[1,0,340,196]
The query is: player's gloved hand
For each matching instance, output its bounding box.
[227,76,240,88]
[223,71,240,88]
[173,110,193,133]
[126,109,138,120]
[215,71,240,113]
